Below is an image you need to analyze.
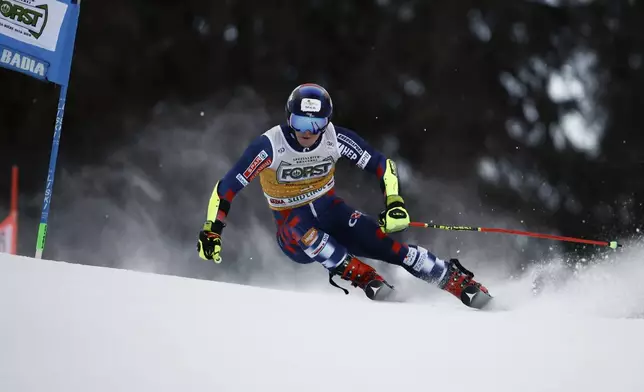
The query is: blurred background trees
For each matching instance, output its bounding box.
[0,0,642,280]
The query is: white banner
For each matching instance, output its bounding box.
[0,0,68,52]
[0,216,14,254]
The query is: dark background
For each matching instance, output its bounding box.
[1,0,643,288]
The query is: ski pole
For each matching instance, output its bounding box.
[409,222,621,249]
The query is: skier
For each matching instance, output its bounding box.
[197,83,492,308]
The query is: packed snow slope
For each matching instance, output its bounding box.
[1,253,644,392]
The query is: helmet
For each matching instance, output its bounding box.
[285,83,333,135]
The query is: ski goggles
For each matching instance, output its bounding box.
[289,114,329,134]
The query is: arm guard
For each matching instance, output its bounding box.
[206,181,230,234]
[381,159,400,197]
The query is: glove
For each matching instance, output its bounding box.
[197,220,224,263]
[379,195,410,233]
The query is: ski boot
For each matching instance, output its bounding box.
[329,255,395,301]
[439,259,492,309]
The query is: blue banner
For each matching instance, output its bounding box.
[0,0,80,86]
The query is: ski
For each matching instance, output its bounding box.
[460,285,493,309]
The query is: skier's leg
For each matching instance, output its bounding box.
[321,197,491,308]
[273,209,316,264]
[319,197,442,276]
[274,207,393,300]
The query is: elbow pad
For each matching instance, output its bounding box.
[381,159,400,197]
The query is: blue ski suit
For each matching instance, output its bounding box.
[212,123,448,283]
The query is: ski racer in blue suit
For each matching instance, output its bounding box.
[197,83,491,308]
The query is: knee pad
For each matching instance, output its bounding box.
[300,228,347,269]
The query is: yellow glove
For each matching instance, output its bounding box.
[197,220,223,263]
[379,195,410,233]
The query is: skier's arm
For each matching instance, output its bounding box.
[335,126,398,194]
[208,135,273,222]
[335,126,409,233]
[197,135,273,262]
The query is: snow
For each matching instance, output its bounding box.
[1,252,644,392]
